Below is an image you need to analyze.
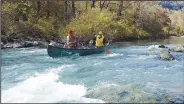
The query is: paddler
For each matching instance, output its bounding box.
[64,29,77,48]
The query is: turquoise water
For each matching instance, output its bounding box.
[1,38,184,103]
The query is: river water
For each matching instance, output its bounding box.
[1,37,184,103]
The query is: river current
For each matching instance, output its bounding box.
[1,37,184,103]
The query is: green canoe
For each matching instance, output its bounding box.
[47,44,105,57]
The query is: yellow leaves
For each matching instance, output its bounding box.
[2,1,18,13]
[55,1,64,5]
[167,10,184,36]
[137,29,148,37]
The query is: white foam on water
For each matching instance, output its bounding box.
[101,53,124,58]
[20,49,46,54]
[1,65,104,103]
[78,97,105,103]
[88,82,184,103]
[137,55,157,60]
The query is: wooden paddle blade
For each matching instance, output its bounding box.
[105,49,110,54]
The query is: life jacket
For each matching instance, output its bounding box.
[96,37,104,47]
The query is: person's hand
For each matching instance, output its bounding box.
[63,43,68,48]
[68,42,73,45]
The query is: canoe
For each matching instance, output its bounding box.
[47,44,105,57]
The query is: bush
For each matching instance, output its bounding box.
[34,18,57,35]
[168,10,184,36]
[59,8,148,42]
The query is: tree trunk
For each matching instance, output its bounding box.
[46,1,50,19]
[133,2,141,38]
[101,1,106,9]
[91,0,95,8]
[105,1,110,9]
[64,1,67,13]
[167,22,171,36]
[37,0,41,16]
[22,0,28,21]
[54,0,59,17]
[22,13,28,21]
[117,1,123,16]
[64,1,68,20]
[72,0,75,17]
[100,1,102,9]
[86,1,88,11]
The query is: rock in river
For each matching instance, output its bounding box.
[159,50,175,60]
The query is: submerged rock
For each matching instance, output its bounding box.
[159,50,175,60]
[119,91,129,98]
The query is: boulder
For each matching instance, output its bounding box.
[1,40,48,49]
[23,41,42,47]
[37,41,48,48]
[12,43,24,48]
[148,44,167,51]
[1,42,5,49]
[3,43,13,48]
[23,41,34,47]
[158,44,167,48]
[159,50,175,60]
[171,45,184,52]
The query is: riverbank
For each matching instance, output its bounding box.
[1,34,183,49]
[1,32,63,49]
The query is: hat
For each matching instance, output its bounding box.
[99,31,103,35]
[68,29,73,34]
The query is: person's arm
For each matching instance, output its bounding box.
[66,36,69,44]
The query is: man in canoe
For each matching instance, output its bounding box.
[64,29,77,48]
[95,31,106,48]
[94,31,110,54]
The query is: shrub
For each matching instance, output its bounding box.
[59,8,148,42]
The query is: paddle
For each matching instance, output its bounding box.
[104,43,110,54]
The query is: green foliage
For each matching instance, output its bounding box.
[60,8,148,41]
[2,0,184,43]
[2,0,65,39]
[34,18,57,35]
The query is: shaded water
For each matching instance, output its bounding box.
[1,37,184,103]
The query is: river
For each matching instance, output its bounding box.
[1,37,184,103]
